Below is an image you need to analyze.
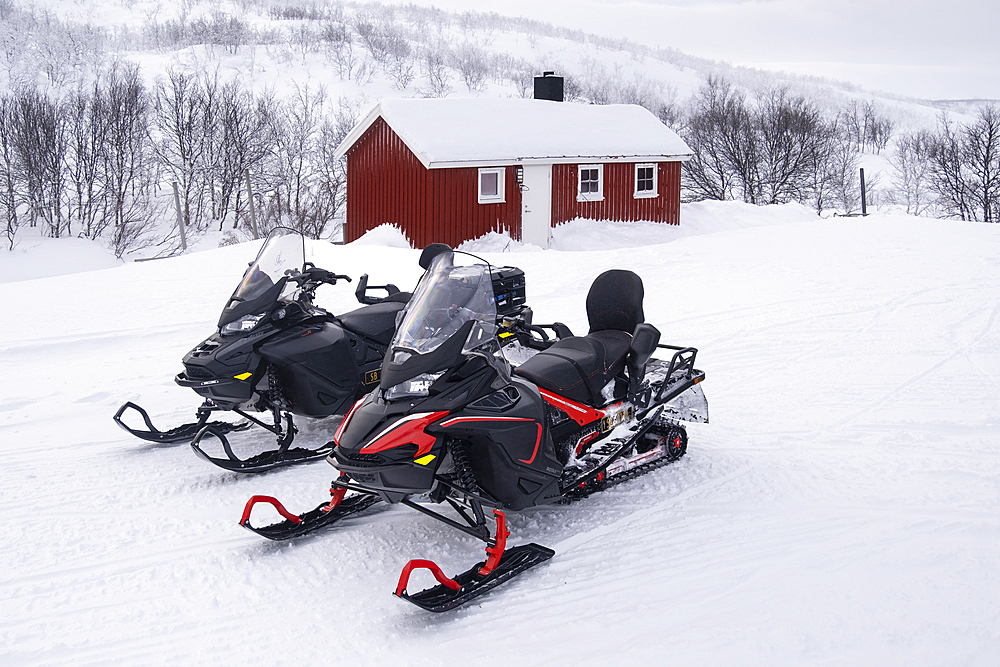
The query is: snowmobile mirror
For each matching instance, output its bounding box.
[419,243,453,270]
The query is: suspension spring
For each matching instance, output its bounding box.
[267,364,286,416]
[451,441,479,494]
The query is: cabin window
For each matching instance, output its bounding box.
[577,164,604,202]
[634,163,658,198]
[478,167,506,204]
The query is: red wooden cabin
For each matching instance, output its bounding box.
[334,97,692,248]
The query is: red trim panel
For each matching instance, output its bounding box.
[439,416,534,427]
[518,423,543,464]
[360,411,449,457]
[537,388,604,426]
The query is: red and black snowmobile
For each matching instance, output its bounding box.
[240,245,708,611]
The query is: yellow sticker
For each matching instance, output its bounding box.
[499,331,514,338]
[234,372,253,381]
[414,454,436,466]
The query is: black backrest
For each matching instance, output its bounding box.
[419,243,452,269]
[628,322,661,392]
[586,270,645,334]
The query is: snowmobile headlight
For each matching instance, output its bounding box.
[385,372,444,401]
[221,312,267,335]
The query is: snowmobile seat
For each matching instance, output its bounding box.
[379,291,412,304]
[337,301,407,347]
[514,270,647,406]
[513,331,631,406]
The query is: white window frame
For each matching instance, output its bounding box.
[634,163,658,199]
[577,164,604,202]
[477,167,506,204]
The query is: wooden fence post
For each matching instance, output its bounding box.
[860,168,868,216]
[172,181,187,251]
[244,170,260,240]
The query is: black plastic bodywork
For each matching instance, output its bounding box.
[335,346,563,510]
[177,305,399,417]
[260,322,376,418]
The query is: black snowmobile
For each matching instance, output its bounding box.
[114,227,413,473]
[240,245,708,611]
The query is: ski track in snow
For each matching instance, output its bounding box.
[2,208,1000,665]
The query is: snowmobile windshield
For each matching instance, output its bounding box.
[232,228,305,304]
[393,251,497,356]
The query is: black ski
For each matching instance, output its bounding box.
[114,402,249,444]
[395,543,555,613]
[191,441,333,473]
[189,419,331,473]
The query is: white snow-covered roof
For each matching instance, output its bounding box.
[334,97,692,168]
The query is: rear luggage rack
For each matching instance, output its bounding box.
[630,346,705,419]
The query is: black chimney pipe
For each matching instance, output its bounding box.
[533,71,563,102]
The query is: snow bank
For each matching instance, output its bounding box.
[458,201,822,254]
[0,236,123,283]
[549,201,819,251]
[350,223,413,248]
[0,201,892,285]
[458,230,543,253]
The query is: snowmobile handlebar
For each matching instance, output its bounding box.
[533,321,574,340]
[524,323,549,341]
[287,263,352,289]
[500,310,574,349]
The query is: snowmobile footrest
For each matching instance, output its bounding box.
[394,543,555,613]
[113,401,248,444]
[240,493,380,541]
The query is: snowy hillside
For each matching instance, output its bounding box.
[2,202,999,665]
[6,0,994,265]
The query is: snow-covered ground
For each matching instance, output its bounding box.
[2,202,999,665]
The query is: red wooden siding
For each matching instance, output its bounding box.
[344,118,521,247]
[551,161,681,226]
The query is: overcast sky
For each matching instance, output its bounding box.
[414,0,1000,100]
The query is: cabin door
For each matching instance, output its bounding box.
[520,164,552,248]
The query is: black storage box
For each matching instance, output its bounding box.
[490,266,526,315]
